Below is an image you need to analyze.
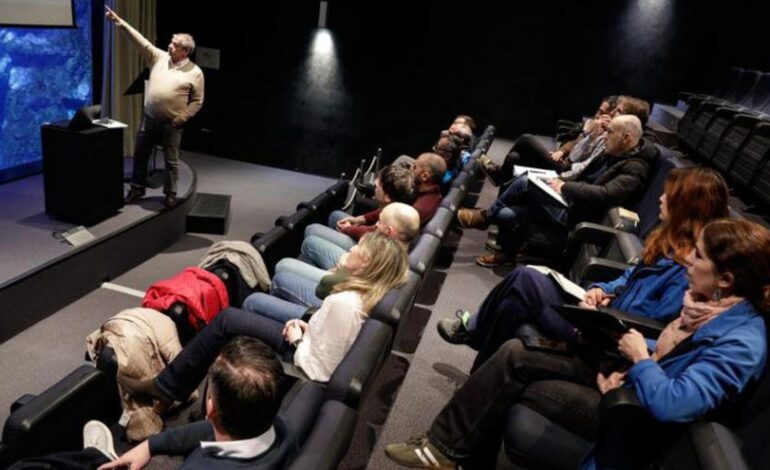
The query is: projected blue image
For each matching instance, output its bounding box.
[0,0,92,175]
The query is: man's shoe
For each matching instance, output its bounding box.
[124,186,145,204]
[475,251,515,267]
[165,193,178,208]
[437,310,472,345]
[477,153,503,186]
[385,435,456,469]
[457,208,490,230]
[485,238,503,253]
[83,420,117,460]
[478,153,501,173]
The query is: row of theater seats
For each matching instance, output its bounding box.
[0,126,496,469]
[679,66,770,116]
[494,129,768,467]
[676,96,770,211]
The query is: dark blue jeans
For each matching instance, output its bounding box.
[488,174,569,230]
[467,267,578,371]
[155,307,289,401]
[427,339,600,462]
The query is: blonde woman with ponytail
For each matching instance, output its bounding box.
[135,232,408,407]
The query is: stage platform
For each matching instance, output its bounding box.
[0,160,196,343]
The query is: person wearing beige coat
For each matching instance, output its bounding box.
[86,308,196,442]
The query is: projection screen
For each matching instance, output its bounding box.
[0,0,75,27]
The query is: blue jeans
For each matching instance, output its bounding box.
[301,235,348,270]
[465,266,577,371]
[275,258,329,283]
[270,270,324,308]
[155,307,290,401]
[488,174,569,229]
[304,220,356,251]
[327,210,350,229]
[242,292,308,323]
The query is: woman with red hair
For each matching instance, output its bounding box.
[438,167,731,370]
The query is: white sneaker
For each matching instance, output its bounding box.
[83,420,117,460]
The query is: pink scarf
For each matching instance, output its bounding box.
[653,290,743,360]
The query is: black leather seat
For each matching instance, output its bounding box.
[711,114,761,173]
[728,121,770,190]
[251,225,293,276]
[695,108,742,162]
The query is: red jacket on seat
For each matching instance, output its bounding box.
[143,267,229,331]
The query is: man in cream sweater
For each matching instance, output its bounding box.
[105,6,204,208]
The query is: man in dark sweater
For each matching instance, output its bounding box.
[101,337,290,469]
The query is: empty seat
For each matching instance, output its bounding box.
[728,122,770,189]
[0,358,120,466]
[695,108,739,162]
[711,114,760,172]
[684,102,732,152]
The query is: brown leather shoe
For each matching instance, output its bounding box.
[457,208,490,229]
[475,251,515,267]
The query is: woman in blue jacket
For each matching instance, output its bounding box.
[439,167,729,370]
[385,218,770,469]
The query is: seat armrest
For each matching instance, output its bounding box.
[577,258,632,285]
[689,421,750,470]
[286,400,357,470]
[599,307,667,337]
[325,319,393,408]
[599,387,645,425]
[569,222,622,245]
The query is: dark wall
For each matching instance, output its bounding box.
[157,0,770,178]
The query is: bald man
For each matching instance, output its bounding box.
[458,115,656,266]
[301,202,419,271]
[261,203,420,309]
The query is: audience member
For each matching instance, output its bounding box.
[386,219,770,469]
[460,115,655,266]
[129,232,408,411]
[11,337,291,470]
[440,168,730,370]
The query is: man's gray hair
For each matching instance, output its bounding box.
[174,33,195,54]
[615,114,643,143]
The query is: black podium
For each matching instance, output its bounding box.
[41,124,124,225]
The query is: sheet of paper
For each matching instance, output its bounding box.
[527,264,586,300]
[527,174,568,206]
[513,165,558,179]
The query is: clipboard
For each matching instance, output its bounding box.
[555,304,629,354]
